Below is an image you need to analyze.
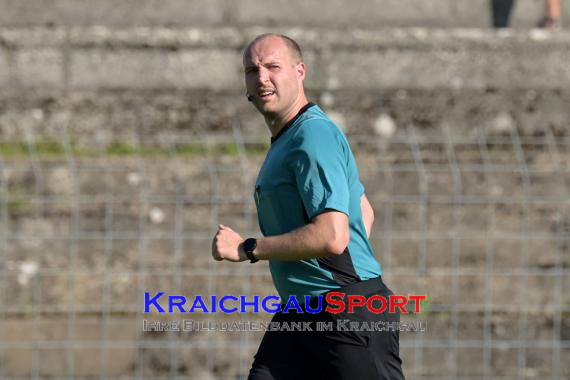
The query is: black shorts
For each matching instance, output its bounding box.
[248,277,405,380]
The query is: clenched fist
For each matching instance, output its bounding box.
[211,224,247,262]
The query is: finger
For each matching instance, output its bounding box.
[212,245,223,261]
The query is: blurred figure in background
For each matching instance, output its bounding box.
[491,0,563,28]
[491,0,516,28]
[538,0,562,28]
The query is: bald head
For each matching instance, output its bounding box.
[243,33,303,65]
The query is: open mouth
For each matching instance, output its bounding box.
[258,90,276,99]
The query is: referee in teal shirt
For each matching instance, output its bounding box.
[212,33,405,380]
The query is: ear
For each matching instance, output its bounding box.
[296,62,306,81]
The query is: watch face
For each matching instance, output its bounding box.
[244,238,257,253]
[244,238,258,263]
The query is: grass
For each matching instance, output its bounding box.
[0,190,32,213]
[0,140,67,156]
[7,197,29,212]
[0,140,269,158]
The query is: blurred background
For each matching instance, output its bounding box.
[1,0,569,379]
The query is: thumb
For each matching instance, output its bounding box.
[222,225,235,232]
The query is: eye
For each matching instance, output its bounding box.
[245,67,258,74]
[268,65,280,71]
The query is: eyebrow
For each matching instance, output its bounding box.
[245,60,282,68]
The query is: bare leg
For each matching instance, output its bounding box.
[538,0,562,27]
[546,0,561,20]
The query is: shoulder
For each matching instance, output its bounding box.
[285,108,349,167]
[291,107,342,146]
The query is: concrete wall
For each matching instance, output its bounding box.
[1,0,569,29]
[1,27,569,144]
[1,28,570,92]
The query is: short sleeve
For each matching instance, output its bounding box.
[287,120,349,220]
[357,181,365,196]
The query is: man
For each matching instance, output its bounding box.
[212,33,404,380]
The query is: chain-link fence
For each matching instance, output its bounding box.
[1,113,568,379]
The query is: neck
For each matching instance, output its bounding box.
[264,95,309,137]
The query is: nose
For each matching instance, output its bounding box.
[256,67,270,85]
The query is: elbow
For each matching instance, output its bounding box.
[313,211,350,256]
[325,231,350,256]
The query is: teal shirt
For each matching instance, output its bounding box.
[254,104,382,300]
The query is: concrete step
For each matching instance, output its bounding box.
[1,27,570,91]
[1,27,569,143]
[0,0,569,29]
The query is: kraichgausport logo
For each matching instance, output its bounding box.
[144,292,427,314]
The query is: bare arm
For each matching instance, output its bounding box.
[360,193,374,238]
[212,210,349,262]
[254,210,349,260]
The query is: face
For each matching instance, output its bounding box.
[243,36,306,120]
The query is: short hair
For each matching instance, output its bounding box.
[243,33,304,63]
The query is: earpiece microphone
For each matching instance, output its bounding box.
[247,94,255,102]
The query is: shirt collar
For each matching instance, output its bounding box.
[270,102,315,144]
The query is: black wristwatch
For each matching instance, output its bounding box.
[243,238,259,263]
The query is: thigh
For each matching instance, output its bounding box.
[319,338,404,380]
[248,312,308,380]
[304,284,405,380]
[363,283,405,379]
[366,311,405,380]
[305,339,382,380]
[304,324,403,380]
